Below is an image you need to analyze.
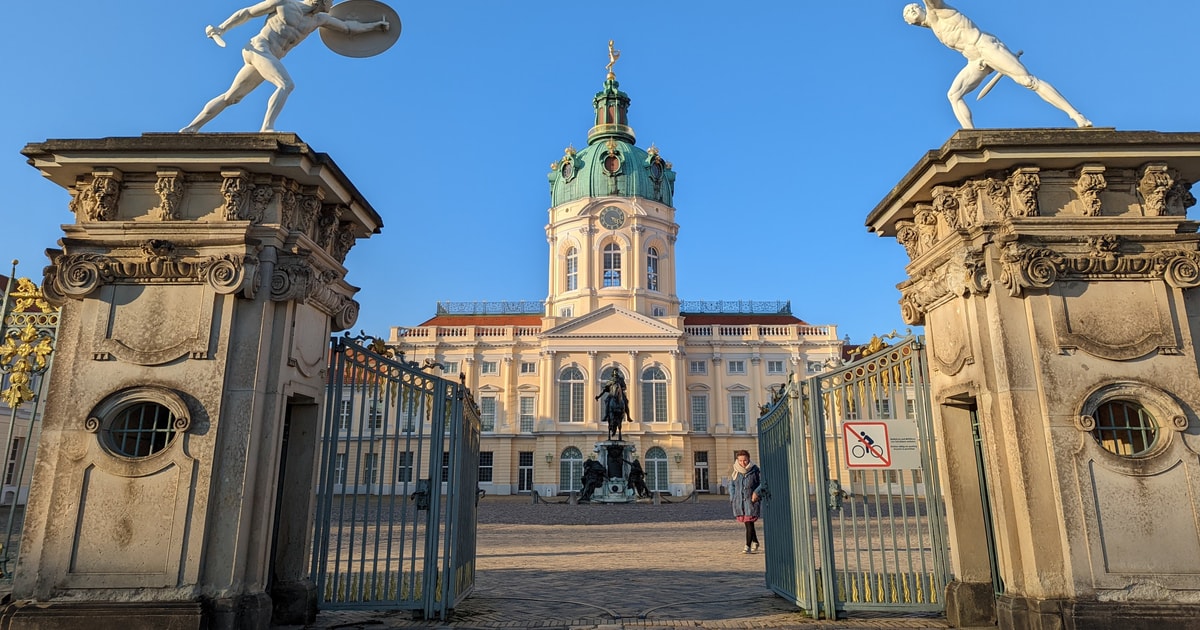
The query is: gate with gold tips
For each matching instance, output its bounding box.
[311,333,480,621]
[0,266,60,580]
[758,334,950,619]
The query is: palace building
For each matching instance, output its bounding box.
[386,66,843,496]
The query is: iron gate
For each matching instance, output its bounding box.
[0,268,59,580]
[758,335,950,619]
[311,334,480,620]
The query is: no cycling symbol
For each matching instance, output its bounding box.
[844,422,891,468]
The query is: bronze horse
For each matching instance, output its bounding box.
[596,374,633,440]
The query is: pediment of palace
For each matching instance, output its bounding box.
[541,305,683,339]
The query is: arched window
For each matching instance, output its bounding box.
[560,446,583,492]
[603,242,621,287]
[647,247,659,291]
[565,247,578,291]
[558,367,585,423]
[645,447,669,492]
[1092,400,1158,457]
[600,365,626,386]
[641,366,668,422]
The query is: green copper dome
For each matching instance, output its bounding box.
[548,77,676,207]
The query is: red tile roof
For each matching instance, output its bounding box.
[681,313,808,326]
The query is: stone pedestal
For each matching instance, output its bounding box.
[868,130,1200,630]
[1,134,382,630]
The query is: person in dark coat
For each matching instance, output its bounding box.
[730,449,762,553]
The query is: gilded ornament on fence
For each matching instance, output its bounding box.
[0,324,54,408]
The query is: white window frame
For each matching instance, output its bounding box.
[647,247,659,291]
[641,366,668,422]
[689,360,707,375]
[480,396,497,431]
[730,394,748,432]
[558,367,585,423]
[767,360,785,375]
[520,361,537,375]
[727,360,746,375]
[602,242,621,287]
[565,247,578,291]
[442,361,459,376]
[690,394,709,432]
[519,396,536,432]
[480,361,498,375]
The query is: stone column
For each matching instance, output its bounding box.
[4,134,381,630]
[867,130,1200,630]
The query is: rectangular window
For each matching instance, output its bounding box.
[3,438,20,485]
[396,451,413,483]
[368,398,384,429]
[519,396,535,432]
[693,451,710,492]
[337,400,352,430]
[689,360,707,375]
[727,360,746,375]
[905,398,916,417]
[362,452,379,486]
[480,396,496,431]
[766,360,785,375]
[333,452,347,485]
[520,361,537,375]
[566,255,578,291]
[478,451,494,483]
[875,398,892,419]
[442,361,459,376]
[560,306,573,318]
[481,361,498,375]
[441,451,450,482]
[558,382,584,422]
[730,395,748,432]
[518,451,534,493]
[690,395,709,432]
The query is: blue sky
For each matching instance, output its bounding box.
[2,1,1197,343]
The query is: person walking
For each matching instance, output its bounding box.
[730,449,762,554]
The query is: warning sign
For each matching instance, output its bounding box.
[844,422,890,468]
[843,421,922,470]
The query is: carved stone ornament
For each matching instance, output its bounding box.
[220,169,252,221]
[1074,415,1097,432]
[152,169,186,221]
[247,184,274,225]
[46,242,258,300]
[332,223,356,263]
[294,193,323,235]
[897,248,990,325]
[896,220,919,260]
[998,244,1065,297]
[915,204,939,254]
[932,186,962,231]
[983,177,1011,218]
[316,204,345,249]
[1074,165,1107,217]
[69,170,123,222]
[270,254,358,331]
[998,241,1200,296]
[1139,164,1174,217]
[1009,168,1040,217]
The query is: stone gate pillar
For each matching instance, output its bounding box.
[867,130,1200,630]
[2,134,382,629]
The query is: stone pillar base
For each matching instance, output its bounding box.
[271,579,317,626]
[0,601,203,630]
[0,594,276,630]
[945,580,996,627]
[998,595,1200,630]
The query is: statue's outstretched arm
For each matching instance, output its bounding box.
[923,0,950,10]
[317,13,390,35]
[214,0,282,35]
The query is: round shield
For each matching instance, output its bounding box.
[320,0,402,58]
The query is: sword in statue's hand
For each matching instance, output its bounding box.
[977,50,1022,101]
[205,25,226,48]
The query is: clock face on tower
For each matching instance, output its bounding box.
[599,206,626,230]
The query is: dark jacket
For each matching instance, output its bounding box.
[730,464,762,521]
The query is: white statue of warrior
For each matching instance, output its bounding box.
[181,0,390,133]
[902,0,1092,129]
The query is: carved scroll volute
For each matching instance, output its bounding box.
[1156,250,1200,289]
[69,168,123,222]
[152,169,186,221]
[220,169,252,221]
[915,204,939,252]
[999,244,1065,297]
[899,291,926,326]
[1074,164,1107,217]
[963,248,991,296]
[1009,167,1040,218]
[932,186,962,231]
